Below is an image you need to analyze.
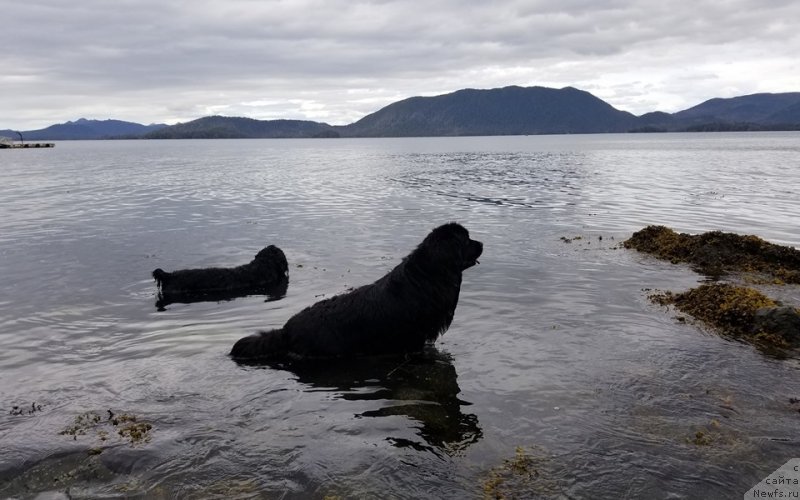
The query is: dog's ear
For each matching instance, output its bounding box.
[425,223,482,271]
[153,268,168,282]
[252,246,289,278]
[411,223,473,273]
[428,223,470,244]
[255,246,275,261]
[255,245,287,263]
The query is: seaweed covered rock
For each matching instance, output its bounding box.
[652,284,800,350]
[624,225,800,283]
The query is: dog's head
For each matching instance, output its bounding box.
[415,223,483,273]
[252,245,289,276]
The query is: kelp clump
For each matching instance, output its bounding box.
[60,410,153,449]
[626,225,800,354]
[482,446,561,499]
[651,284,800,350]
[624,225,800,283]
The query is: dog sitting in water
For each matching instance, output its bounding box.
[230,223,483,360]
[153,245,288,308]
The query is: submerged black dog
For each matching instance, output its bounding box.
[230,223,482,360]
[153,245,288,308]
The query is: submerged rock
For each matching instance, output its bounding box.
[624,225,800,283]
[752,306,800,345]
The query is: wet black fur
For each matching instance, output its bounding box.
[230,223,483,360]
[153,245,288,308]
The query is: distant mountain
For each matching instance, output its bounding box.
[4,87,800,140]
[1,118,167,140]
[338,86,638,137]
[344,88,800,135]
[673,92,800,126]
[630,111,678,132]
[629,92,800,132]
[145,116,339,139]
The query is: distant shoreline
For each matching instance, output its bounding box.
[7,130,800,145]
[4,85,800,140]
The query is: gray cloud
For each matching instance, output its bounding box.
[2,0,799,129]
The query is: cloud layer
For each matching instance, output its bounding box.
[2,0,799,129]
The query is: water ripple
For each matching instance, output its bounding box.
[1,135,799,498]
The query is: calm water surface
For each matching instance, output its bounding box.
[1,133,799,498]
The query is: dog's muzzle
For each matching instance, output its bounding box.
[464,240,483,269]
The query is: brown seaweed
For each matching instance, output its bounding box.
[624,225,800,283]
[626,226,800,354]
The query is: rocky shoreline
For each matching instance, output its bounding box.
[625,226,800,354]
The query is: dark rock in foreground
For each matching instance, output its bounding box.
[753,306,800,345]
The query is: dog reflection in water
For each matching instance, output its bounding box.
[231,223,484,451]
[240,346,482,453]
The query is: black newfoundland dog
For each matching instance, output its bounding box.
[153,245,288,308]
[230,223,482,360]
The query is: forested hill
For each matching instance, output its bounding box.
[338,86,639,137]
[144,116,338,139]
[634,92,800,132]
[0,118,166,140]
[142,88,800,138]
[4,88,800,140]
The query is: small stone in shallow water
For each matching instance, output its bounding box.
[752,306,800,344]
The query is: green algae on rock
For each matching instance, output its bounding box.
[650,284,800,351]
[624,225,800,283]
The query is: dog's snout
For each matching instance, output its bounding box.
[472,240,483,256]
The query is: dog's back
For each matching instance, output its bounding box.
[153,245,288,295]
[153,266,237,293]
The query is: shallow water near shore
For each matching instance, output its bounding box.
[1,133,799,498]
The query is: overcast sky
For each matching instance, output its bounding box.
[2,0,798,130]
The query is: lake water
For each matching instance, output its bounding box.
[1,133,799,499]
